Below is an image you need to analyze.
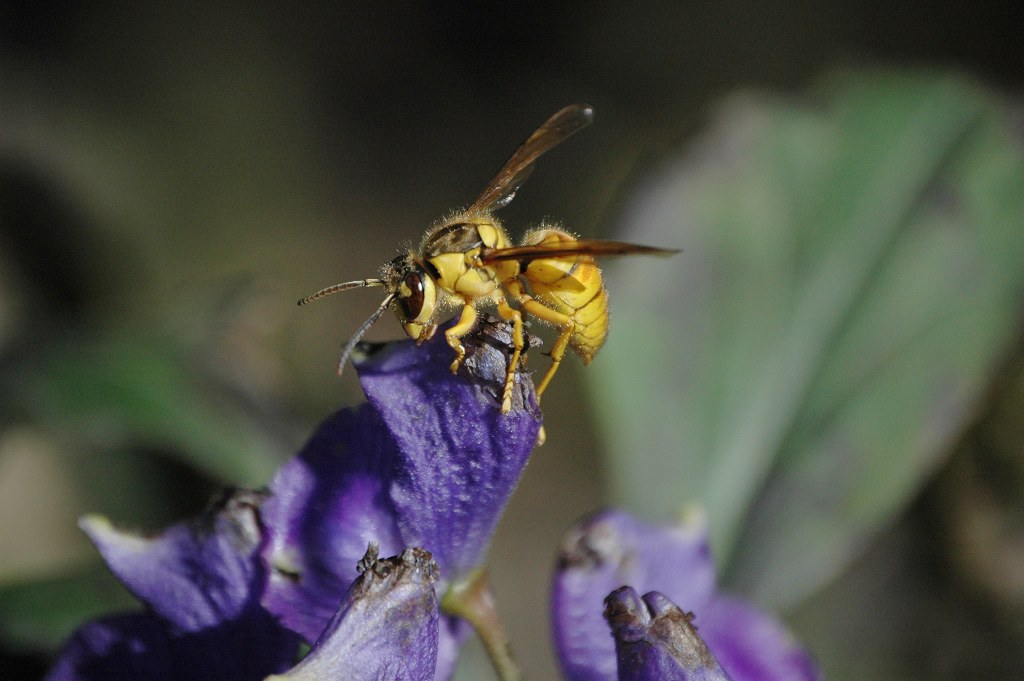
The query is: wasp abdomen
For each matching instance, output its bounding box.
[521,227,610,362]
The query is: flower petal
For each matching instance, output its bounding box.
[260,404,407,639]
[552,509,716,681]
[435,616,473,681]
[357,317,542,576]
[697,596,821,681]
[44,608,297,681]
[604,587,733,681]
[63,489,299,679]
[44,613,174,681]
[82,489,278,633]
[267,546,440,681]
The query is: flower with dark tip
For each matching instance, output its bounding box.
[553,509,821,681]
[604,587,732,681]
[266,545,441,681]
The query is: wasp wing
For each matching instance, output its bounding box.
[480,240,679,263]
[467,104,595,215]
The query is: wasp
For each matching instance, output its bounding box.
[299,104,677,413]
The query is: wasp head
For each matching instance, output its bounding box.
[384,254,438,341]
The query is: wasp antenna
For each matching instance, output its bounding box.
[336,292,398,377]
[298,278,385,306]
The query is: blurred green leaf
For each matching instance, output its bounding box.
[0,563,136,652]
[23,331,287,487]
[590,70,1024,608]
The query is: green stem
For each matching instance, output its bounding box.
[441,567,522,681]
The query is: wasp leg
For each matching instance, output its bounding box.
[534,320,572,397]
[508,289,575,402]
[445,302,478,375]
[495,298,524,414]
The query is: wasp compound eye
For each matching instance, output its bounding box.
[399,272,425,321]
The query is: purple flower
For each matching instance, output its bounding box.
[259,319,542,678]
[44,315,820,681]
[46,318,543,680]
[553,509,821,681]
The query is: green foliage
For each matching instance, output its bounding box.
[0,565,137,652]
[591,70,1024,608]
[25,331,286,487]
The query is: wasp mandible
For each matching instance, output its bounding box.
[300,104,677,412]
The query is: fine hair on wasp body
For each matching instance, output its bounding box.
[299,103,678,414]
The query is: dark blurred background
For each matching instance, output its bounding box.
[1,2,1021,680]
